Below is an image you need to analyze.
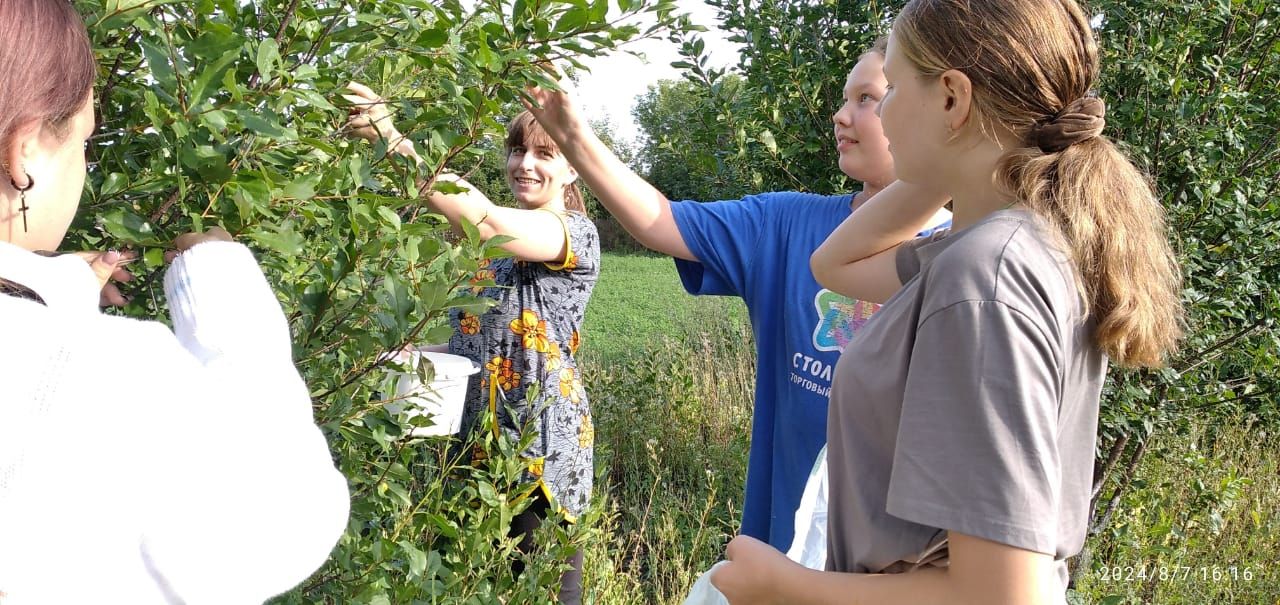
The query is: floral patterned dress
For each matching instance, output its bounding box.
[449,210,599,519]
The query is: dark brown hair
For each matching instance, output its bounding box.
[894,0,1183,367]
[0,0,97,179]
[504,111,585,214]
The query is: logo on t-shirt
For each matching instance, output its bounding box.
[812,289,880,352]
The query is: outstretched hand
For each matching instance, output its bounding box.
[521,63,586,141]
[341,82,411,156]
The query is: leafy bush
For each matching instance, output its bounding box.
[75,0,694,601]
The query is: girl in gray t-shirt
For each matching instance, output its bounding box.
[710,0,1183,603]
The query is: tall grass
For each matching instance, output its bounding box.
[580,304,755,603]
[1070,418,1280,604]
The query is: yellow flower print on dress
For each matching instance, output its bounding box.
[472,259,494,281]
[510,309,551,352]
[485,356,521,391]
[459,312,481,335]
[568,330,581,355]
[470,261,496,292]
[558,367,575,399]
[559,367,584,404]
[578,414,594,448]
[544,343,562,372]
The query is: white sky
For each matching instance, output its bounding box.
[573,1,742,145]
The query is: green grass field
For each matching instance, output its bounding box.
[578,252,748,364]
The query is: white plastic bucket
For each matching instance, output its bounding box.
[383,349,480,437]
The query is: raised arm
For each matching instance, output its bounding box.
[522,72,696,261]
[810,180,949,303]
[343,83,571,264]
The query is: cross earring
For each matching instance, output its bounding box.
[10,173,33,233]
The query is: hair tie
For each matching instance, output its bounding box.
[1032,94,1106,153]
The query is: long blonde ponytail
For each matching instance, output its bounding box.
[895,0,1183,367]
[999,133,1182,367]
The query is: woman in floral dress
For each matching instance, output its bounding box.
[345,85,599,604]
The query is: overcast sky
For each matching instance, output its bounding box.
[573,1,743,145]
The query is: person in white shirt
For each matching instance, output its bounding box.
[0,1,350,602]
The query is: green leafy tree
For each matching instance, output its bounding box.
[671,0,898,194]
[632,75,751,201]
[75,0,692,601]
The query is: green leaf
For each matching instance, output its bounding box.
[255,38,280,80]
[284,175,320,201]
[99,0,181,29]
[230,176,271,219]
[400,541,428,577]
[189,48,242,109]
[248,221,306,257]
[376,206,402,230]
[477,482,499,507]
[423,324,453,345]
[139,39,176,91]
[238,110,291,140]
[104,0,173,12]
[554,7,591,33]
[98,207,160,247]
[588,0,608,22]
[99,173,129,198]
[143,247,165,268]
[293,88,337,111]
[200,109,229,133]
[417,27,449,48]
[425,512,459,538]
[187,144,233,182]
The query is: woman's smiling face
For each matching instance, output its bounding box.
[506,140,577,209]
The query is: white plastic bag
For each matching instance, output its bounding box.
[784,444,828,569]
[682,447,829,605]
[683,561,730,605]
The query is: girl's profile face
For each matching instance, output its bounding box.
[878,35,947,188]
[505,140,577,210]
[831,54,895,188]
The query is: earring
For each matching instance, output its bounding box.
[10,173,33,233]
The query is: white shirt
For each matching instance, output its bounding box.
[0,241,350,604]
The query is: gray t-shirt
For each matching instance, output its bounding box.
[825,208,1106,593]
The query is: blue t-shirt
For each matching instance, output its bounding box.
[670,191,948,549]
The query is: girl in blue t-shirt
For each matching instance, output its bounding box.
[525,40,949,551]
